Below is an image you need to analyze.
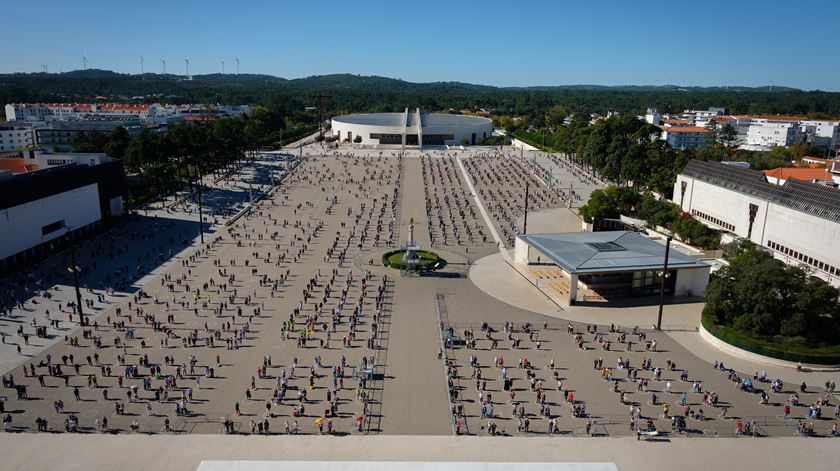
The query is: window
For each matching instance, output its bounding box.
[41,220,64,236]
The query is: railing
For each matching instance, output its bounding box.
[363,276,393,434]
[435,291,470,435]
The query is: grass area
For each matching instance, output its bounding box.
[278,125,319,146]
[511,130,555,151]
[381,250,444,270]
[701,312,840,365]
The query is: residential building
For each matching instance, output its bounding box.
[33,120,142,151]
[745,121,799,148]
[799,120,840,151]
[659,126,710,149]
[0,123,34,152]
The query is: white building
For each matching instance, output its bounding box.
[6,102,250,125]
[745,121,799,148]
[19,149,113,168]
[799,120,840,150]
[4,103,149,122]
[644,108,661,126]
[0,124,34,152]
[0,154,125,269]
[331,109,493,148]
[673,160,840,286]
[659,126,710,149]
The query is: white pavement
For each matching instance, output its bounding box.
[1,434,839,471]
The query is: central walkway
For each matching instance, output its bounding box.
[379,155,452,434]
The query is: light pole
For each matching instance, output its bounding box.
[196,164,205,244]
[62,224,85,324]
[523,180,530,235]
[656,236,673,331]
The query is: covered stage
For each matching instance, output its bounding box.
[514,231,710,305]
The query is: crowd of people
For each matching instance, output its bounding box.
[0,149,398,435]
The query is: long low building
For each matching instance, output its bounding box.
[514,231,711,304]
[331,108,493,148]
[674,160,840,286]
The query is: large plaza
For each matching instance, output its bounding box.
[1,142,839,465]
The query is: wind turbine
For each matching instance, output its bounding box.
[185,58,191,80]
[140,56,144,75]
[221,60,225,74]
[82,51,88,70]
[235,57,240,75]
[161,58,166,75]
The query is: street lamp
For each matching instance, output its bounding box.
[61,223,85,324]
[523,180,530,235]
[655,236,673,331]
[196,164,205,244]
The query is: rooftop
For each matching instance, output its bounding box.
[517,231,707,275]
[659,126,710,133]
[681,160,840,223]
[0,158,38,174]
[763,167,834,182]
[332,112,491,128]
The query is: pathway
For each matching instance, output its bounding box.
[378,155,452,434]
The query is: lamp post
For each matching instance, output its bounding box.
[523,180,530,235]
[62,224,85,324]
[656,236,673,331]
[196,164,205,244]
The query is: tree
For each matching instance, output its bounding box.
[353,134,362,143]
[704,244,840,345]
[577,186,641,223]
[545,105,567,129]
[719,123,738,149]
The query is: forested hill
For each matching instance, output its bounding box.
[2,70,839,119]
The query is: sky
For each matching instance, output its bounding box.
[3,0,839,91]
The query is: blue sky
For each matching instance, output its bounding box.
[4,0,839,90]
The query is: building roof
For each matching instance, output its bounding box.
[332,112,491,128]
[333,113,405,127]
[731,114,805,121]
[517,231,708,275]
[763,167,834,182]
[0,158,38,174]
[681,160,840,223]
[802,156,835,165]
[659,126,710,133]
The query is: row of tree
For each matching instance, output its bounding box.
[4,71,840,126]
[513,114,829,197]
[69,107,299,200]
[578,186,721,249]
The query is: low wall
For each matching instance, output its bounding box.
[509,137,540,151]
[698,322,840,371]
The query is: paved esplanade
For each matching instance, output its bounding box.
[0,144,838,442]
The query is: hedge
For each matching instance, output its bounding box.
[381,250,443,269]
[701,311,840,365]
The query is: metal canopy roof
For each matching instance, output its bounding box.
[518,231,708,275]
[681,160,840,223]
